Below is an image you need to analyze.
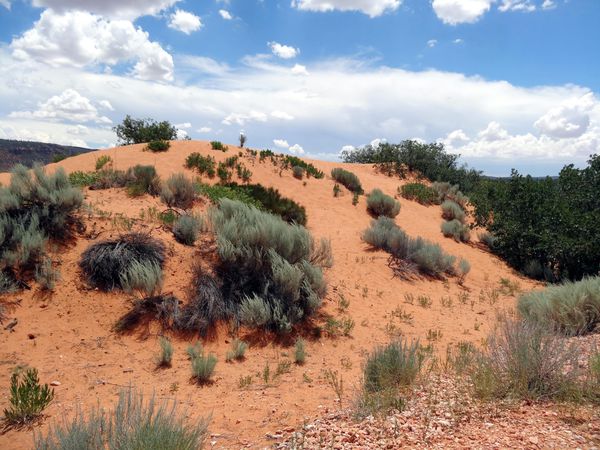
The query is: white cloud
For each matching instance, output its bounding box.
[11,10,174,82]
[176,128,188,139]
[289,143,305,154]
[1,0,10,10]
[268,42,299,59]
[9,89,112,124]
[291,0,401,18]
[169,9,202,34]
[30,0,179,20]
[67,124,89,135]
[499,0,536,12]
[432,0,493,25]
[175,122,192,129]
[271,110,295,120]
[222,111,268,126]
[197,127,212,133]
[370,138,387,148]
[453,38,464,44]
[219,9,232,20]
[427,39,438,48]
[99,99,114,111]
[445,129,470,145]
[291,64,309,76]
[177,55,230,76]
[542,0,556,10]
[478,121,509,141]
[534,93,595,138]
[273,139,289,148]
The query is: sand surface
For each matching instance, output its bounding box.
[0,141,540,449]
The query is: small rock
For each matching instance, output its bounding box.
[50,380,61,386]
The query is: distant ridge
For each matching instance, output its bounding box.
[0,139,96,172]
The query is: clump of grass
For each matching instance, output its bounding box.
[79,233,165,295]
[161,173,196,210]
[294,338,306,365]
[282,156,324,179]
[95,155,112,171]
[331,168,363,194]
[225,339,248,362]
[366,189,400,218]
[441,219,470,242]
[172,214,203,246]
[211,141,228,152]
[35,257,60,291]
[156,336,174,368]
[333,183,341,197]
[3,367,54,427]
[34,389,209,450]
[517,276,600,336]
[292,166,305,180]
[146,139,170,152]
[457,258,471,284]
[185,153,216,178]
[126,165,161,197]
[114,294,180,333]
[399,183,438,205]
[191,352,217,384]
[441,200,465,222]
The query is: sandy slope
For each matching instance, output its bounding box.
[0,141,540,449]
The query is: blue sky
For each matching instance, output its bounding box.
[0,0,599,176]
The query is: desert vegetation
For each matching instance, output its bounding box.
[399,182,438,205]
[113,116,178,145]
[331,168,363,194]
[366,189,400,218]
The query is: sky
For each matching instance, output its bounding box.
[0,0,599,176]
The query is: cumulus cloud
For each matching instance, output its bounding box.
[427,39,438,48]
[222,111,268,126]
[291,0,401,18]
[11,10,174,81]
[431,0,493,25]
[273,139,289,148]
[175,122,192,129]
[168,9,202,34]
[542,0,556,9]
[291,64,309,76]
[268,42,299,59]
[288,143,305,154]
[499,0,536,12]
[30,0,179,20]
[197,127,212,133]
[9,89,112,124]
[271,110,295,120]
[219,9,232,20]
[534,93,596,138]
[1,0,10,10]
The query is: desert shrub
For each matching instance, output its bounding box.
[236,163,252,183]
[146,139,170,153]
[362,217,458,278]
[196,183,262,209]
[157,336,173,367]
[114,294,181,332]
[180,271,226,336]
[0,164,82,283]
[441,200,465,222]
[471,318,582,401]
[366,189,400,218]
[114,116,177,145]
[191,352,217,384]
[35,258,60,291]
[217,163,232,184]
[173,214,203,246]
[68,170,100,187]
[478,231,496,249]
[51,153,68,163]
[224,156,238,168]
[517,276,600,336]
[87,168,131,190]
[0,270,17,294]
[239,133,247,148]
[185,153,216,178]
[3,367,54,427]
[34,389,208,450]
[80,233,165,295]
[200,199,330,334]
[95,155,112,171]
[399,183,438,205]
[441,219,471,242]
[233,184,307,226]
[161,173,196,210]
[333,183,341,197]
[331,168,363,194]
[259,149,274,161]
[431,182,468,207]
[292,166,304,180]
[126,165,161,197]
[294,338,306,365]
[283,156,324,179]
[211,141,227,152]
[457,258,471,283]
[225,339,248,362]
[364,339,421,393]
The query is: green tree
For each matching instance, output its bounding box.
[113,115,177,145]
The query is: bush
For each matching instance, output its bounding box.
[457,258,471,283]
[292,166,305,180]
[225,339,248,362]
[283,156,324,179]
[35,257,60,291]
[68,170,100,187]
[217,163,232,184]
[126,165,161,197]
[478,231,496,249]
[366,189,400,218]
[236,163,252,183]
[113,116,177,145]
[196,183,262,209]
[80,233,165,295]
[191,352,217,384]
[362,217,458,278]
[157,336,173,367]
[146,139,170,152]
[161,173,196,210]
[441,219,471,242]
[201,199,330,334]
[0,164,82,284]
[114,294,181,332]
[517,276,600,336]
[431,182,469,207]
[441,200,465,222]
[95,155,112,171]
[471,318,582,401]
[0,270,17,294]
[364,339,421,393]
[3,367,54,427]
[239,133,247,148]
[34,389,208,450]
[173,214,202,246]
[331,168,363,194]
[51,153,68,163]
[211,141,227,152]
[185,153,216,178]
[294,338,306,365]
[399,183,438,205]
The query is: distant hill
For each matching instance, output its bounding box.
[0,139,96,172]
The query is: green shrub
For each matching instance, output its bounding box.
[333,183,341,197]
[399,183,438,205]
[441,219,470,242]
[3,367,54,427]
[161,173,196,210]
[87,168,130,190]
[173,214,202,246]
[236,163,252,183]
[331,168,363,194]
[517,276,600,336]
[146,139,170,152]
[366,189,400,218]
[0,270,17,294]
[157,336,173,368]
[457,258,471,283]
[185,153,216,178]
[34,389,208,450]
[478,231,496,249]
[195,183,262,209]
[114,116,177,145]
[51,153,68,163]
[364,339,420,393]
[80,233,165,295]
[225,339,248,362]
[211,141,227,152]
[432,182,469,207]
[283,156,324,179]
[292,166,305,180]
[126,165,161,197]
[232,184,307,226]
[68,170,100,187]
[441,200,465,222]
[217,163,232,184]
[95,155,113,171]
[191,352,217,384]
[0,164,82,285]
[259,149,274,161]
[294,338,306,365]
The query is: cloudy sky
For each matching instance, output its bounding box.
[0,0,599,175]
